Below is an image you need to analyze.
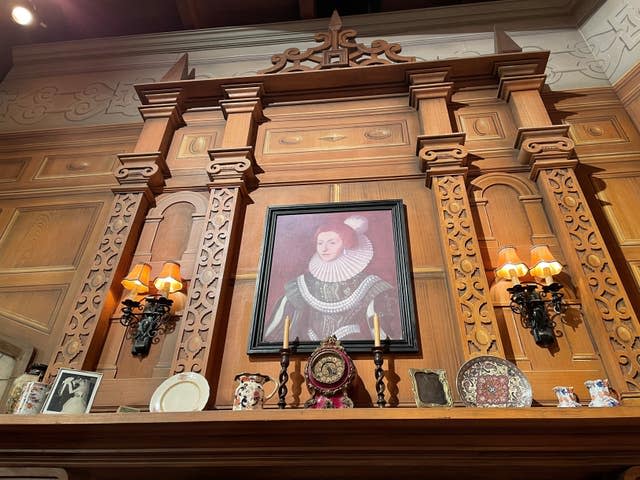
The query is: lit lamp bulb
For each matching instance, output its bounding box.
[11,5,35,26]
[529,245,562,285]
[121,263,151,299]
[153,261,183,298]
[495,246,528,284]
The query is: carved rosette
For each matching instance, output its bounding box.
[540,167,640,393]
[432,174,503,357]
[46,192,145,381]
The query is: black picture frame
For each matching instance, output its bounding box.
[248,199,417,354]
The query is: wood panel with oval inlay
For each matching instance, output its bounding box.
[35,152,117,179]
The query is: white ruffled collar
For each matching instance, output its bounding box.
[308,235,373,283]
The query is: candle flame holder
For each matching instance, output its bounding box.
[372,345,386,407]
[278,347,291,409]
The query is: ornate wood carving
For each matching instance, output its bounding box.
[46,191,148,381]
[259,10,415,74]
[419,134,504,358]
[171,148,257,374]
[536,165,640,396]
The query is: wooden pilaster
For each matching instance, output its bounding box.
[520,128,640,402]
[45,92,185,381]
[170,85,265,380]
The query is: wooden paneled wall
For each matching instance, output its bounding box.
[4,57,640,411]
[0,126,139,371]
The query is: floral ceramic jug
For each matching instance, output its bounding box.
[233,373,279,411]
[553,386,581,408]
[584,379,620,407]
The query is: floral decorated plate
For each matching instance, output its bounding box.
[456,356,532,408]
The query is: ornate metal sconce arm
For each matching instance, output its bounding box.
[508,283,564,348]
[119,295,174,356]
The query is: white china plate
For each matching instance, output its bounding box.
[149,372,210,412]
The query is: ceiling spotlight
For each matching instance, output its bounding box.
[11,5,35,26]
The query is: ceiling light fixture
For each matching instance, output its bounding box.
[10,2,46,28]
[11,5,35,25]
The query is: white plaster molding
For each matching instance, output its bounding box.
[579,0,640,84]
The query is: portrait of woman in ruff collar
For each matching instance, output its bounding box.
[251,201,416,353]
[264,214,400,343]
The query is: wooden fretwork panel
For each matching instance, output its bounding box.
[472,173,606,404]
[94,191,208,409]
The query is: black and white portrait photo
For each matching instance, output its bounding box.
[42,368,102,414]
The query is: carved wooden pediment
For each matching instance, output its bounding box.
[259,10,415,74]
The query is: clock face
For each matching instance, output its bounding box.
[311,351,346,385]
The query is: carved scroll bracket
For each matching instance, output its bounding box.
[530,158,640,398]
[258,10,415,74]
[419,133,504,359]
[417,133,468,184]
[114,151,169,195]
[513,126,576,176]
[207,146,259,192]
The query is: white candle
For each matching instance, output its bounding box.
[373,313,381,347]
[283,315,291,349]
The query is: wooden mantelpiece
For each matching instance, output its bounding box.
[1,408,640,480]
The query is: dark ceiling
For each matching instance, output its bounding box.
[0,0,496,79]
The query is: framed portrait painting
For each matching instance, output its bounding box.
[248,199,417,354]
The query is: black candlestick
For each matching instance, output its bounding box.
[373,345,386,408]
[278,348,290,409]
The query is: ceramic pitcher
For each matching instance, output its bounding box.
[552,386,581,408]
[584,378,620,407]
[233,373,279,410]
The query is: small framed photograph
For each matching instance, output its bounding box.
[41,368,103,414]
[248,199,417,354]
[409,368,453,407]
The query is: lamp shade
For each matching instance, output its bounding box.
[495,246,528,281]
[153,261,183,294]
[529,245,562,279]
[121,263,151,293]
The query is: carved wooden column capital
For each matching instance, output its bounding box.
[114,152,169,196]
[207,146,259,192]
[417,133,468,185]
[513,125,577,177]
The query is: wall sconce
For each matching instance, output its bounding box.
[496,245,565,347]
[120,261,183,357]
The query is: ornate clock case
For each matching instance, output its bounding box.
[304,336,356,409]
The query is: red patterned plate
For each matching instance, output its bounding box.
[456,356,532,407]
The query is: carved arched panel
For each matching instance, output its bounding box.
[470,173,603,403]
[96,191,209,389]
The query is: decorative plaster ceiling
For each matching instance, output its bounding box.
[0,0,604,80]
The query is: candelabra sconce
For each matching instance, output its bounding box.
[119,261,183,357]
[496,245,566,348]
